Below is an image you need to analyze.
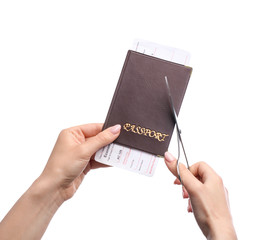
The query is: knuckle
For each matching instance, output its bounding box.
[59,128,67,135]
[58,128,68,139]
[215,174,224,185]
[198,161,207,167]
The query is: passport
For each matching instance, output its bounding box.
[102,50,192,156]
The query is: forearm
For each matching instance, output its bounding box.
[0,176,64,240]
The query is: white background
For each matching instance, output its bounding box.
[0,1,277,239]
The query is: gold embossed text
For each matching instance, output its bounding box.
[123,123,169,142]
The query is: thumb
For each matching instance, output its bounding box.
[83,124,121,156]
[164,152,201,193]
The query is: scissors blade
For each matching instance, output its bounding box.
[165,76,181,134]
[165,76,190,170]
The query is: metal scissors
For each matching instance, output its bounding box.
[165,76,190,184]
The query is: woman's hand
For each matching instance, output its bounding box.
[41,123,121,201]
[164,152,237,240]
[0,123,121,240]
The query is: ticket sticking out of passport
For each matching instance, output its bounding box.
[95,39,192,176]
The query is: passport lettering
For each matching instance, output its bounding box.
[123,123,169,142]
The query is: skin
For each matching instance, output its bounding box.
[0,123,121,240]
[0,123,237,240]
[164,152,237,240]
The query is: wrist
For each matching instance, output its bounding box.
[207,218,237,240]
[31,174,65,208]
[0,175,65,239]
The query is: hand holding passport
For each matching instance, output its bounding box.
[95,40,192,176]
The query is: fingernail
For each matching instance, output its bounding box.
[110,124,121,134]
[164,152,175,162]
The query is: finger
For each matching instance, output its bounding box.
[83,162,91,175]
[174,178,189,198]
[83,158,111,174]
[90,160,111,170]
[188,161,218,184]
[174,178,181,185]
[82,124,121,157]
[73,123,104,138]
[164,152,202,193]
[182,187,189,199]
[90,154,111,170]
[164,152,179,176]
[187,199,193,213]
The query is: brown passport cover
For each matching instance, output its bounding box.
[103,50,192,156]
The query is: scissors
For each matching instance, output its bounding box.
[165,76,190,184]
